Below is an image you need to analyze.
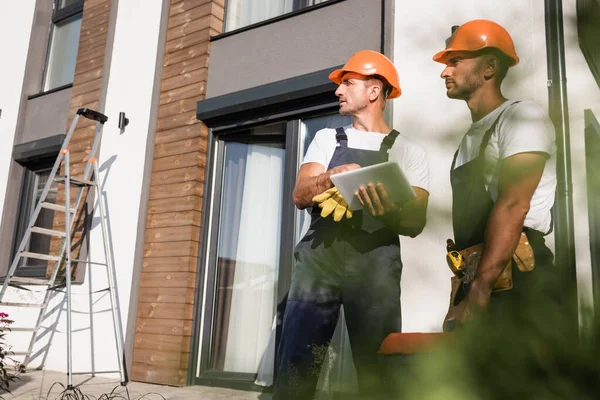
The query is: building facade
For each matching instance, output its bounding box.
[0,0,598,393]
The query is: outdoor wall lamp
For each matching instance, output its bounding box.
[118,112,129,131]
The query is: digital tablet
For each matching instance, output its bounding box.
[330,161,416,211]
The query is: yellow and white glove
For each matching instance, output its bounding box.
[312,187,353,222]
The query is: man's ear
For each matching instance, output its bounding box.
[369,83,383,102]
[483,55,500,80]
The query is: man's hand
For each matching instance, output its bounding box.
[355,183,429,237]
[293,163,360,210]
[328,163,361,177]
[355,182,398,217]
[467,281,492,310]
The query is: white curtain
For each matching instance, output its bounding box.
[225,0,294,31]
[223,143,285,373]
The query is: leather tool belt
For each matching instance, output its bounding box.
[443,232,535,331]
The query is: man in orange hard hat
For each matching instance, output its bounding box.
[273,50,430,399]
[433,20,557,326]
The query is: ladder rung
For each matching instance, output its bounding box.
[11,351,32,356]
[9,327,38,333]
[72,259,107,266]
[20,252,61,262]
[73,370,120,375]
[41,202,76,214]
[54,177,95,187]
[10,277,51,285]
[0,302,43,308]
[30,227,66,237]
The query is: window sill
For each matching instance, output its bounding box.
[211,0,345,41]
[28,83,73,100]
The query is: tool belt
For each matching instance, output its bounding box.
[443,232,535,331]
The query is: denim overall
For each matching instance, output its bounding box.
[273,128,403,400]
[450,103,555,315]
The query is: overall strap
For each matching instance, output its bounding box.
[451,101,521,170]
[335,127,348,148]
[379,129,401,153]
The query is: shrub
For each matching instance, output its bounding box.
[0,312,20,397]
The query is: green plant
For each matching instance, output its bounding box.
[0,312,20,397]
[394,282,600,400]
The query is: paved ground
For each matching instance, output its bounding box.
[4,370,273,400]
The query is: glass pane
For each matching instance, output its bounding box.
[44,14,82,91]
[224,0,294,31]
[210,140,285,374]
[18,170,58,276]
[295,114,352,243]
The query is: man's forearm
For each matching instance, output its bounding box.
[293,172,333,209]
[473,201,528,289]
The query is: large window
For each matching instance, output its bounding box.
[196,111,353,389]
[224,0,331,32]
[209,125,286,375]
[12,168,59,278]
[43,0,83,91]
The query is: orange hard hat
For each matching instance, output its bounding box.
[329,50,401,99]
[433,20,519,67]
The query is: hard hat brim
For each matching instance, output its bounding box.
[432,48,519,66]
[329,68,401,99]
[328,69,345,85]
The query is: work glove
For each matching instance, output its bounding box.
[312,187,353,222]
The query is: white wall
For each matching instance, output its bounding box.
[3,0,164,376]
[45,0,164,374]
[394,0,597,332]
[0,1,36,233]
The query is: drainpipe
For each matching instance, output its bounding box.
[544,0,578,309]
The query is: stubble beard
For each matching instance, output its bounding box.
[339,107,352,116]
[339,101,367,116]
[447,71,483,100]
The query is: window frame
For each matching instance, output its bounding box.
[11,165,58,279]
[213,0,345,41]
[9,135,66,280]
[53,0,84,24]
[191,66,342,388]
[41,0,84,92]
[194,125,289,388]
[191,105,342,390]
[584,109,600,306]
[577,0,600,88]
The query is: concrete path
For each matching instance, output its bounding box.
[4,370,272,400]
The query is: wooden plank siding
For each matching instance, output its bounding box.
[131,0,224,386]
[48,0,113,277]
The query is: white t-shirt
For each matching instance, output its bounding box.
[302,125,430,192]
[453,100,556,233]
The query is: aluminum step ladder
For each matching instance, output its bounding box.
[0,108,127,388]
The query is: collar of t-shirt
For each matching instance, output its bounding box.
[467,99,518,136]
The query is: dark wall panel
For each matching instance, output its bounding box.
[206,0,381,98]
